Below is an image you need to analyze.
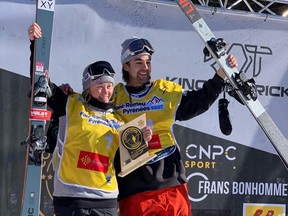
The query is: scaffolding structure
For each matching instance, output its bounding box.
[137,0,288,20]
[189,0,288,17]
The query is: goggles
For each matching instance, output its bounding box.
[88,68,115,81]
[84,64,115,82]
[122,39,154,63]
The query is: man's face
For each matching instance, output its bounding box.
[123,54,151,87]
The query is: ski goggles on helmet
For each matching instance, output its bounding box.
[121,38,154,64]
[86,62,115,81]
[88,68,115,81]
[82,61,115,91]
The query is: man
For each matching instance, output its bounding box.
[113,37,238,216]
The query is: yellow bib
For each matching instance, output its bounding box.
[58,94,122,192]
[114,79,182,154]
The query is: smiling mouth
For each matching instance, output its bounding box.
[138,72,149,78]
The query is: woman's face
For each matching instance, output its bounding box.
[89,82,114,103]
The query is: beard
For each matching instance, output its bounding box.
[137,73,151,84]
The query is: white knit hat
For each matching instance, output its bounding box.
[121,37,154,64]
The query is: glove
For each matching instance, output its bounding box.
[218,98,232,135]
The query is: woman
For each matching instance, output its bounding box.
[28,23,152,216]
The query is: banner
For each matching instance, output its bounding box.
[0,0,287,215]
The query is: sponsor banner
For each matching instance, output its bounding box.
[243,203,286,216]
[174,124,288,214]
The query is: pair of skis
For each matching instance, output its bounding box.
[21,1,55,215]
[174,0,288,170]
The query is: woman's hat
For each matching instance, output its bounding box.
[82,61,115,91]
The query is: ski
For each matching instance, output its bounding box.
[174,0,288,170]
[20,1,55,215]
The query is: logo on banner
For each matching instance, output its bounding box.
[204,43,273,78]
[184,144,236,169]
[243,203,286,216]
[167,43,288,97]
[187,172,288,202]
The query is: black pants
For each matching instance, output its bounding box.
[54,206,118,216]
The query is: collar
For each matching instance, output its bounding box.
[88,97,113,111]
[125,82,152,94]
